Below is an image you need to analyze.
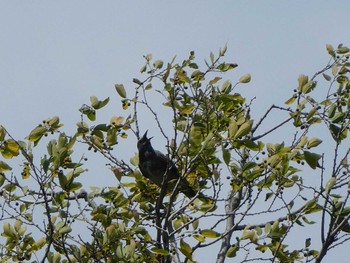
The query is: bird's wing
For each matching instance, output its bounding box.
[154,151,198,197]
[154,151,179,177]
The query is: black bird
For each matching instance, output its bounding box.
[137,131,197,198]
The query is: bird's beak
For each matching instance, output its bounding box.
[141,130,149,140]
[141,130,153,141]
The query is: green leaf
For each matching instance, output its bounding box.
[133,78,142,85]
[326,44,335,57]
[33,237,47,250]
[192,219,199,230]
[337,45,350,54]
[221,80,232,94]
[139,64,147,73]
[325,177,336,194]
[305,198,317,209]
[210,51,214,63]
[76,121,89,135]
[285,96,296,105]
[164,83,172,92]
[264,223,271,235]
[191,70,204,81]
[226,245,238,258]
[153,60,163,69]
[217,63,238,72]
[302,81,316,94]
[189,63,198,69]
[173,218,182,230]
[1,139,20,159]
[180,104,195,115]
[2,222,17,239]
[189,126,202,146]
[115,84,127,98]
[255,226,262,236]
[240,229,256,241]
[180,239,192,259]
[47,116,60,127]
[323,73,332,81]
[58,225,72,235]
[130,153,139,166]
[200,132,214,151]
[79,105,96,121]
[107,128,117,146]
[67,182,82,192]
[28,125,47,144]
[87,110,96,121]
[329,124,347,142]
[151,247,169,256]
[93,124,109,132]
[235,120,253,139]
[302,216,316,225]
[303,151,321,169]
[200,229,221,238]
[222,146,231,165]
[0,125,6,141]
[144,53,152,61]
[220,45,227,56]
[265,192,273,201]
[239,74,251,83]
[0,174,5,187]
[53,252,61,263]
[228,119,238,138]
[304,200,322,214]
[305,238,311,248]
[332,64,338,76]
[110,116,124,127]
[297,74,308,90]
[4,183,16,192]
[58,172,68,189]
[193,234,205,242]
[90,96,110,110]
[331,112,346,123]
[306,108,317,121]
[0,161,12,172]
[307,138,322,149]
[209,77,222,85]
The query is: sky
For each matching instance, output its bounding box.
[1,1,350,262]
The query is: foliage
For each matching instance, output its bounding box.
[0,44,350,263]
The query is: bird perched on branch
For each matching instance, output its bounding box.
[137,131,197,199]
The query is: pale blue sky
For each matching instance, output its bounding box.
[1,2,349,135]
[1,1,350,262]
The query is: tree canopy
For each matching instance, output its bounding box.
[0,44,350,263]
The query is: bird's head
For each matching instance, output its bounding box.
[137,130,153,152]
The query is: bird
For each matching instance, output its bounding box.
[137,131,197,199]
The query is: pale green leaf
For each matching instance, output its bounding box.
[226,245,238,258]
[28,126,47,143]
[325,177,336,194]
[0,161,12,172]
[153,60,163,69]
[180,239,192,259]
[200,229,220,238]
[151,247,170,256]
[0,125,6,141]
[307,138,322,149]
[115,84,127,98]
[239,74,251,84]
